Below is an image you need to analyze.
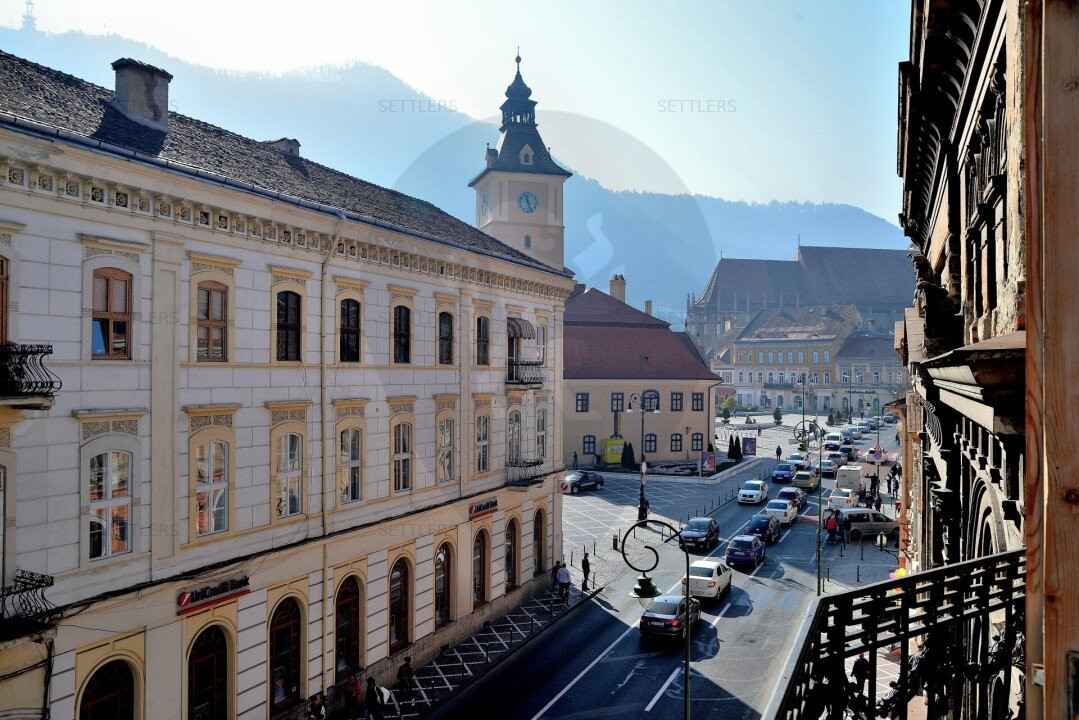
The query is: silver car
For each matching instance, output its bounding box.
[839,507,899,541]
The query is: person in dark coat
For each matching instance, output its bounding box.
[572,452,578,469]
[873,493,883,512]
[852,653,871,696]
[365,677,384,719]
[581,552,591,591]
[397,656,416,704]
[840,514,852,545]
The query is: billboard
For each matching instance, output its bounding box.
[742,437,757,456]
[700,452,716,475]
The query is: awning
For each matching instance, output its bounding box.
[507,317,536,339]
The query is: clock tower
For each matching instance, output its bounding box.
[469,54,571,270]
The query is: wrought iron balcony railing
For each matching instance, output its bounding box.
[507,360,544,387]
[766,549,1025,720]
[506,457,548,487]
[0,569,61,643]
[0,343,61,405]
[763,381,795,390]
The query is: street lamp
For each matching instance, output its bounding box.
[626,392,659,521]
[843,369,853,423]
[795,419,825,595]
[622,519,692,720]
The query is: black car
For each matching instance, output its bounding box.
[839,445,857,462]
[746,513,781,544]
[776,486,808,511]
[771,463,794,482]
[561,471,604,494]
[679,517,720,551]
[639,595,701,642]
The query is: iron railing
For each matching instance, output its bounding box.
[766,549,1025,720]
[507,360,544,386]
[0,569,61,642]
[764,381,795,390]
[506,457,547,487]
[0,344,61,401]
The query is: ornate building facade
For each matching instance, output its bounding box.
[0,52,573,719]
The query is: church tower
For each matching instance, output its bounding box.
[469,53,571,270]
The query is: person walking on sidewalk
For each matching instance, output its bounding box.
[775,445,782,462]
[852,653,871,696]
[556,562,571,602]
[840,513,852,545]
[550,560,560,586]
[581,552,591,591]
[873,493,883,513]
[397,656,416,706]
[826,513,838,544]
[572,452,578,470]
[365,677,385,720]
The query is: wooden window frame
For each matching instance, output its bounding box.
[476,414,490,474]
[438,311,454,365]
[475,315,490,366]
[88,449,133,560]
[196,281,228,362]
[392,305,411,364]
[276,290,302,362]
[91,267,132,359]
[392,420,413,493]
[339,298,361,364]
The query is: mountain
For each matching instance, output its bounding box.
[0,26,904,327]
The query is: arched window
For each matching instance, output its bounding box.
[188,625,228,720]
[89,450,131,559]
[505,519,519,591]
[437,416,454,484]
[642,389,660,412]
[276,290,302,361]
[507,410,521,464]
[533,509,546,576]
[392,305,410,364]
[269,598,302,713]
[91,268,132,358]
[434,543,452,628]
[472,530,488,607]
[388,559,410,653]
[335,577,362,682]
[536,408,547,460]
[438,311,453,365]
[340,298,361,363]
[476,316,490,365]
[80,659,135,720]
[194,440,228,536]
[276,433,303,518]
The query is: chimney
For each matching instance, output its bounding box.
[266,138,301,157]
[644,300,653,316]
[609,274,626,303]
[111,58,172,132]
[486,146,498,167]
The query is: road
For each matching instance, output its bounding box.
[436,421,901,720]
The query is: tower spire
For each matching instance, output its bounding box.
[516,47,521,73]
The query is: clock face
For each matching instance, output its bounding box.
[517,191,539,214]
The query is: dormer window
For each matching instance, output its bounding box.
[519,145,534,166]
[523,153,532,164]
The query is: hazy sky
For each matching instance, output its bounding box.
[2,0,909,222]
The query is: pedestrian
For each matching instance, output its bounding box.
[556,562,571,602]
[572,452,578,470]
[776,445,782,462]
[870,475,879,495]
[550,560,560,586]
[858,487,867,507]
[826,513,838,544]
[874,493,883,512]
[307,693,327,720]
[895,432,900,445]
[840,513,852,545]
[365,677,384,720]
[397,656,416,705]
[852,652,871,696]
[345,673,364,717]
[757,426,762,437]
[581,552,591,591]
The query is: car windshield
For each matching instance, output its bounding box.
[731,538,755,549]
[686,520,709,531]
[688,566,714,577]
[834,489,851,497]
[767,501,788,510]
[778,490,797,499]
[775,464,792,472]
[565,473,582,481]
[744,482,763,490]
[648,600,682,615]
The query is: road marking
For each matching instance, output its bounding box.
[645,667,681,712]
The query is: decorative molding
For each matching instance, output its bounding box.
[333,398,370,420]
[183,403,242,432]
[433,292,459,305]
[264,400,311,427]
[434,394,459,413]
[187,252,242,278]
[388,284,418,305]
[472,299,494,310]
[387,395,417,415]
[472,393,493,410]
[506,389,526,406]
[77,233,149,254]
[0,427,10,448]
[333,276,369,293]
[268,265,313,285]
[506,305,525,316]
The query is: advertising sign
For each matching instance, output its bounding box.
[469,498,498,519]
[177,575,250,615]
[742,437,757,456]
[700,453,716,475]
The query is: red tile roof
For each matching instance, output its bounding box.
[836,331,898,360]
[564,285,668,327]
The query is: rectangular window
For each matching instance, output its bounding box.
[787,351,794,363]
[194,440,228,535]
[757,372,763,383]
[824,372,831,384]
[670,434,682,452]
[797,351,805,364]
[671,392,683,412]
[88,450,132,558]
[644,434,657,453]
[873,371,881,385]
[476,316,490,365]
[768,372,775,383]
[437,418,454,483]
[393,422,412,491]
[339,299,361,363]
[611,392,624,412]
[824,350,831,363]
[812,372,820,384]
[692,392,704,411]
[277,433,303,517]
[91,268,131,358]
[476,415,489,473]
[438,312,453,365]
[767,351,774,364]
[340,428,362,503]
[536,409,547,460]
[738,371,744,383]
[691,433,703,452]
[392,305,411,364]
[758,351,764,364]
[812,350,820,363]
[197,282,227,361]
[583,435,596,455]
[536,323,547,364]
[276,291,302,361]
[576,393,589,412]
[0,258,6,342]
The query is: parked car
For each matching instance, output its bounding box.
[738,479,769,504]
[839,507,900,541]
[771,463,794,483]
[793,470,819,490]
[787,453,809,471]
[681,560,732,599]
[838,445,857,462]
[827,487,859,511]
[777,486,808,510]
[816,459,838,477]
[679,517,720,551]
[562,471,604,494]
[639,595,701,641]
[725,534,767,568]
[763,498,798,526]
[746,513,781,544]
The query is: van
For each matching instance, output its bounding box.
[835,465,865,491]
[824,432,843,451]
[839,507,898,542]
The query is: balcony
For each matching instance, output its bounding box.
[766,549,1024,720]
[0,344,61,409]
[0,569,61,644]
[506,456,548,488]
[506,360,544,388]
[763,380,794,390]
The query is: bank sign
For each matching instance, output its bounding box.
[469,498,498,520]
[177,575,250,615]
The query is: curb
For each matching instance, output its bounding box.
[426,587,602,719]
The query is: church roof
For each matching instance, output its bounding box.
[0,50,563,276]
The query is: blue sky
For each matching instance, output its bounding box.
[2,0,909,223]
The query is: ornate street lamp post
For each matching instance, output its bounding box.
[621,519,692,720]
[626,392,658,521]
[795,419,825,595]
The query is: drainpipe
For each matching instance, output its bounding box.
[706,381,722,453]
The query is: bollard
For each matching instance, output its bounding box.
[593,539,597,553]
[857,566,861,583]
[827,567,831,582]
[860,542,865,561]
[840,542,845,557]
[612,533,618,551]
[570,550,574,566]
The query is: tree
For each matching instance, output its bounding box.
[620,441,635,470]
[721,395,737,414]
[721,406,731,422]
[726,435,735,458]
[773,407,783,425]
[827,410,834,425]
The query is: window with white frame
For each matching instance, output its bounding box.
[812,350,820,363]
[536,323,547,364]
[583,435,595,455]
[507,410,522,464]
[437,417,454,483]
[798,351,805,364]
[277,433,303,518]
[824,350,831,363]
[692,392,704,411]
[536,408,547,460]
[89,450,132,559]
[787,351,794,363]
[645,434,657,453]
[476,415,490,473]
[824,372,831,384]
[393,422,412,492]
[691,433,704,451]
[340,428,362,503]
[194,440,228,536]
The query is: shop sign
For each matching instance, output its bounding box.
[177,575,250,615]
[469,498,498,520]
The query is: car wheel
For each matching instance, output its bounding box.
[596,481,603,490]
[570,485,578,494]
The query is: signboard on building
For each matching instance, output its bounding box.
[177,575,250,615]
[742,437,757,456]
[469,498,498,520]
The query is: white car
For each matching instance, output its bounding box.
[827,487,859,511]
[682,560,733,599]
[787,453,809,471]
[738,480,769,504]
[763,498,798,526]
